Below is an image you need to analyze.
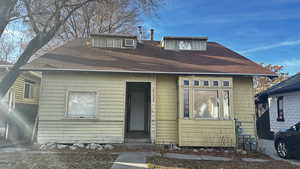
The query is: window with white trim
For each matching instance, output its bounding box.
[193,90,219,119]
[24,81,34,99]
[180,77,232,120]
[277,96,284,121]
[67,91,97,118]
[222,90,230,119]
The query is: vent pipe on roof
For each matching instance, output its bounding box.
[138,26,143,42]
[150,29,154,41]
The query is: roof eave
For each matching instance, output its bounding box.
[20,67,277,77]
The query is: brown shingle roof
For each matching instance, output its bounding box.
[22,39,275,76]
[0,60,12,65]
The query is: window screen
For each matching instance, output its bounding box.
[193,90,219,119]
[67,91,97,118]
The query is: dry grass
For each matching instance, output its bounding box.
[0,151,117,169]
[147,156,300,169]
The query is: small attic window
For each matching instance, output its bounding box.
[124,39,135,47]
[179,41,192,50]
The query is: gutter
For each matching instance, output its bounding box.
[20,67,277,77]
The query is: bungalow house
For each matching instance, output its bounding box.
[0,61,41,143]
[256,73,300,137]
[21,33,275,147]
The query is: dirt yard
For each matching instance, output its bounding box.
[147,156,300,169]
[0,151,117,169]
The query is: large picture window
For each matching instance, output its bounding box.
[67,91,97,118]
[180,77,232,120]
[277,96,284,121]
[193,90,219,119]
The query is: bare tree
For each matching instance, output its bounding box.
[255,64,289,94]
[57,0,156,41]
[0,0,18,37]
[0,0,161,112]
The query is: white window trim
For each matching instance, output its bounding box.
[23,81,34,100]
[179,77,233,120]
[124,39,135,47]
[65,90,98,119]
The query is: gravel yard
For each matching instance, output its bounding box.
[0,151,117,169]
[147,156,300,169]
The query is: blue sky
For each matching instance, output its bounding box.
[144,0,300,75]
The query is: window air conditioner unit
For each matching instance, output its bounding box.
[124,39,135,47]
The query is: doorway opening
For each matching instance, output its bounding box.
[125,82,151,143]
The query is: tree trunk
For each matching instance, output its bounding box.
[0,33,52,99]
[0,0,17,37]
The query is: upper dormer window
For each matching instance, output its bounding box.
[179,41,192,50]
[162,36,208,51]
[91,34,137,49]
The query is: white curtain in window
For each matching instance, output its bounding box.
[193,90,219,119]
[223,90,230,119]
[68,92,96,117]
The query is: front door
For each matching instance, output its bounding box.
[125,82,151,139]
[129,91,145,131]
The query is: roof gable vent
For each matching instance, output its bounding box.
[162,36,208,51]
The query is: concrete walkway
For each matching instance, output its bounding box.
[111,151,271,169]
[163,153,232,161]
[259,139,300,166]
[111,152,159,169]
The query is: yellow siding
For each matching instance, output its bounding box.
[233,77,256,136]
[38,72,156,144]
[14,75,40,105]
[179,119,236,147]
[156,75,178,144]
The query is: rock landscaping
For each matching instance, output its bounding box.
[39,143,114,151]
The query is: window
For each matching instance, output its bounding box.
[223,81,230,87]
[213,81,219,87]
[194,80,199,86]
[124,39,135,47]
[179,40,192,50]
[277,96,284,121]
[24,81,34,99]
[183,88,189,118]
[223,90,230,119]
[193,90,219,119]
[184,80,189,86]
[67,91,97,118]
[203,80,209,86]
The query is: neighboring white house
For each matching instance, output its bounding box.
[266,73,300,133]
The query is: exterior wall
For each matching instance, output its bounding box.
[38,72,257,146]
[156,75,178,144]
[14,75,40,105]
[179,119,236,147]
[269,91,300,133]
[233,77,256,137]
[38,72,156,144]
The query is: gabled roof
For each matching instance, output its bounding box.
[260,73,300,96]
[21,39,275,76]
